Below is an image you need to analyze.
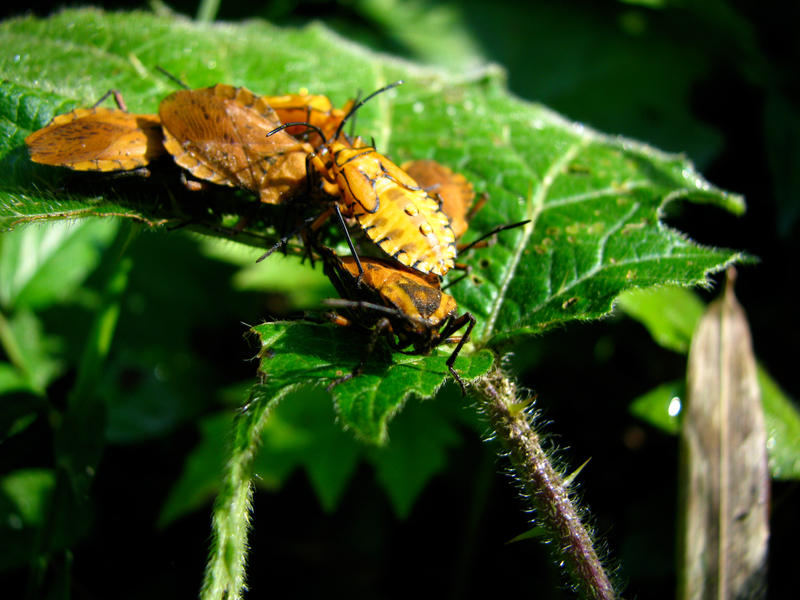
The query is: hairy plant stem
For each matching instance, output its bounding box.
[475,366,616,600]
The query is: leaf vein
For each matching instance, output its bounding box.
[483,138,587,339]
[544,180,651,209]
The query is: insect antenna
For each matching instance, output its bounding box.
[266,121,327,144]
[332,80,404,143]
[155,65,190,89]
[458,219,531,253]
[347,90,363,138]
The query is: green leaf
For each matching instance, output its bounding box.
[616,286,705,354]
[452,0,724,167]
[0,7,746,446]
[0,468,55,526]
[0,468,55,570]
[765,91,800,235]
[163,384,480,524]
[3,10,743,326]
[367,396,462,517]
[253,321,493,444]
[100,231,268,443]
[0,219,119,310]
[0,362,42,441]
[352,0,486,69]
[629,380,683,435]
[198,238,335,308]
[758,367,800,480]
[0,307,64,393]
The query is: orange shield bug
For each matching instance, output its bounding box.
[270,82,458,278]
[158,84,314,205]
[320,247,475,391]
[25,89,164,173]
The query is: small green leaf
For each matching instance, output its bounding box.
[0,468,55,570]
[0,364,42,441]
[629,380,684,435]
[616,286,705,353]
[0,468,55,525]
[0,307,64,392]
[507,525,548,544]
[562,457,592,488]
[0,219,119,310]
[0,361,29,392]
[758,367,800,480]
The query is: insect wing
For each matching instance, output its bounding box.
[25,107,164,172]
[159,84,312,203]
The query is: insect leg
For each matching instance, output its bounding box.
[440,270,471,291]
[457,220,531,253]
[442,312,476,395]
[90,89,127,111]
[466,191,488,223]
[255,214,318,263]
[333,203,365,280]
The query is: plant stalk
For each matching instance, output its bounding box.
[475,366,616,600]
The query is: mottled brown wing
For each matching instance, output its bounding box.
[26,107,164,172]
[159,84,312,203]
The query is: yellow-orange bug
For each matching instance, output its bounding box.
[158,84,314,205]
[321,247,475,390]
[25,90,164,173]
[272,83,458,278]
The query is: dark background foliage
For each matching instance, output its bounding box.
[1,1,798,598]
